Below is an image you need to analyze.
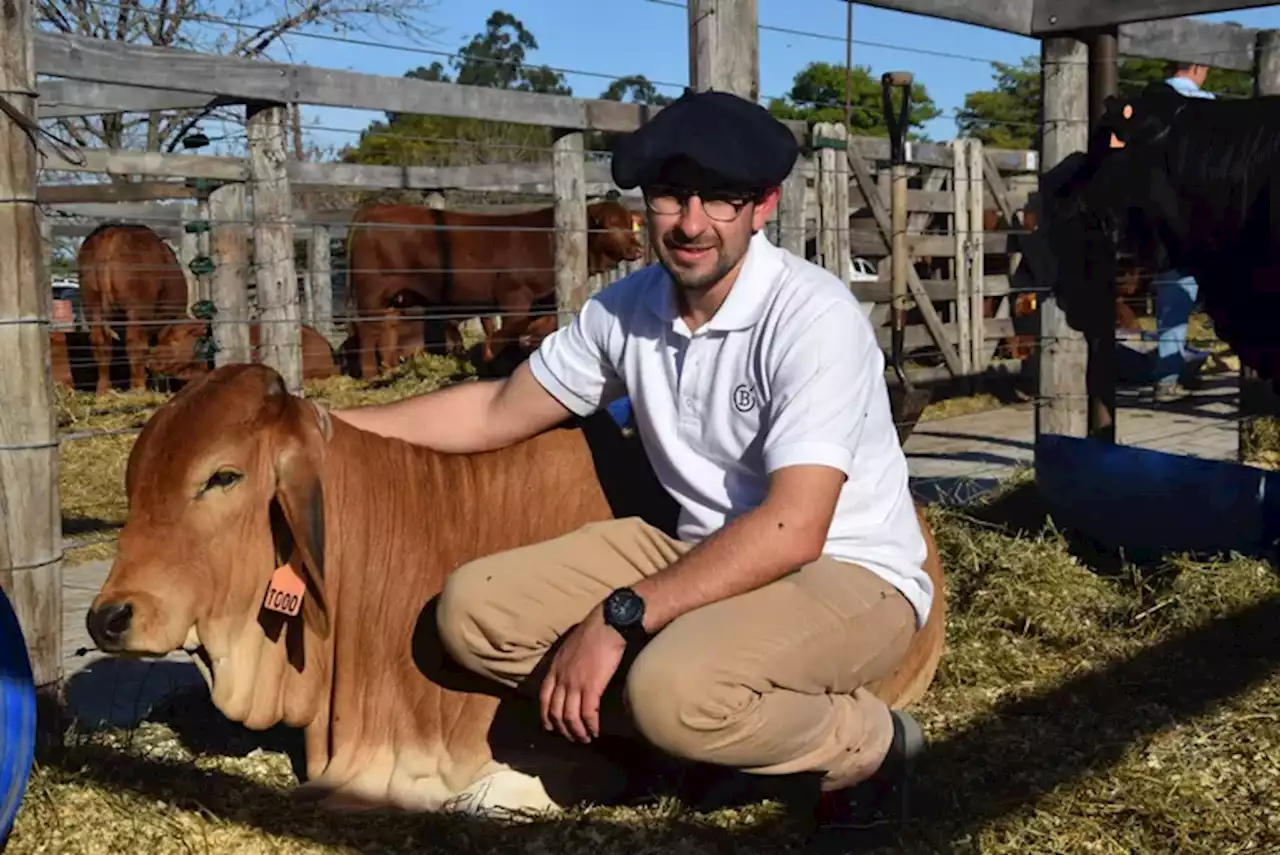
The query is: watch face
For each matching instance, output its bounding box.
[607,589,644,627]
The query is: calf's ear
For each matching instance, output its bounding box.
[273,439,329,638]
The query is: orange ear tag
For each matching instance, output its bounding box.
[1110,103,1134,149]
[263,563,306,617]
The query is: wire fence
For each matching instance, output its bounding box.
[27,0,1276,557]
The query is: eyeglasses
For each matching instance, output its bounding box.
[642,185,761,222]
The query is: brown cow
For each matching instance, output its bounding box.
[347,201,645,379]
[148,321,340,384]
[83,362,947,815]
[78,224,189,395]
[50,330,73,388]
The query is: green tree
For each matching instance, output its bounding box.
[588,74,678,154]
[766,62,942,139]
[599,75,677,107]
[341,10,570,169]
[956,54,1255,150]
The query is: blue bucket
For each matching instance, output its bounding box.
[1035,433,1280,556]
[0,586,36,845]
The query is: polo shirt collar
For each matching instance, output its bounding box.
[645,231,782,335]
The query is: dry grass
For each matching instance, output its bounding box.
[14,476,1280,854]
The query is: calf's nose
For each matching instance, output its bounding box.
[86,601,134,650]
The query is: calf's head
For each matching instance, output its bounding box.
[587,200,645,269]
[147,321,213,382]
[86,363,331,724]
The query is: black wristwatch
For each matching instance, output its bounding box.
[602,587,648,644]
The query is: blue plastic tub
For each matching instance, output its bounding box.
[1035,433,1280,556]
[0,586,35,846]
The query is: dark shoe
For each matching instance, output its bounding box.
[814,708,924,830]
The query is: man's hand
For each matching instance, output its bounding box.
[539,606,626,743]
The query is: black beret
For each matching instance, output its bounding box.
[610,89,799,191]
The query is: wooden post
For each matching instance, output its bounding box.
[953,140,974,377]
[819,122,849,280]
[1036,36,1091,440]
[832,123,851,285]
[778,156,807,257]
[1241,28,1280,462]
[552,130,587,328]
[209,182,252,366]
[816,123,841,277]
[1086,27,1119,443]
[195,196,211,303]
[179,210,200,309]
[0,0,62,688]
[687,0,759,100]
[308,226,333,340]
[39,213,52,280]
[246,101,301,392]
[967,139,987,372]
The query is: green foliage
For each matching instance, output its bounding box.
[954,56,1040,150]
[599,74,677,107]
[766,62,942,140]
[588,74,678,154]
[341,10,571,169]
[956,54,1256,150]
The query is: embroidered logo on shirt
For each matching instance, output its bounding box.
[732,383,757,413]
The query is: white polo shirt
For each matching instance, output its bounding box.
[528,231,933,627]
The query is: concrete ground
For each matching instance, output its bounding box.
[54,373,1246,729]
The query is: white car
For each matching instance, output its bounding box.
[848,255,879,283]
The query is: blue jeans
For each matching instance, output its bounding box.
[1152,270,1201,384]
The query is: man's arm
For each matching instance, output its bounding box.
[332,296,624,454]
[628,463,845,632]
[330,359,574,454]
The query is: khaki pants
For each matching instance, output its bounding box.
[435,516,917,791]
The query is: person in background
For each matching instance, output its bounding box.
[1151,60,1215,403]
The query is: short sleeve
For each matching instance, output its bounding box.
[527,294,625,417]
[761,301,884,476]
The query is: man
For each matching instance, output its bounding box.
[331,89,933,825]
[1151,61,1215,402]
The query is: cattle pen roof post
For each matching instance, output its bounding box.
[1239,28,1280,463]
[0,0,65,691]
[1086,27,1120,445]
[1035,35,1092,442]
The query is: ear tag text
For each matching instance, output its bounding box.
[264,563,306,617]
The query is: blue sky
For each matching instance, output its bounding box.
[243,1,1280,154]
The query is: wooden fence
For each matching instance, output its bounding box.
[39,128,1041,388]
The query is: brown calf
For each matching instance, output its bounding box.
[78,223,189,394]
[147,321,340,384]
[346,201,644,378]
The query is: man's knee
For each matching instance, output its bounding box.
[623,637,756,762]
[435,556,503,675]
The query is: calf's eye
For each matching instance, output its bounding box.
[202,469,243,494]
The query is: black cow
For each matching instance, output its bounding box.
[1024,82,1280,392]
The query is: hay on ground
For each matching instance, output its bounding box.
[13,477,1280,854]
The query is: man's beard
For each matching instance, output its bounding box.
[658,238,742,291]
